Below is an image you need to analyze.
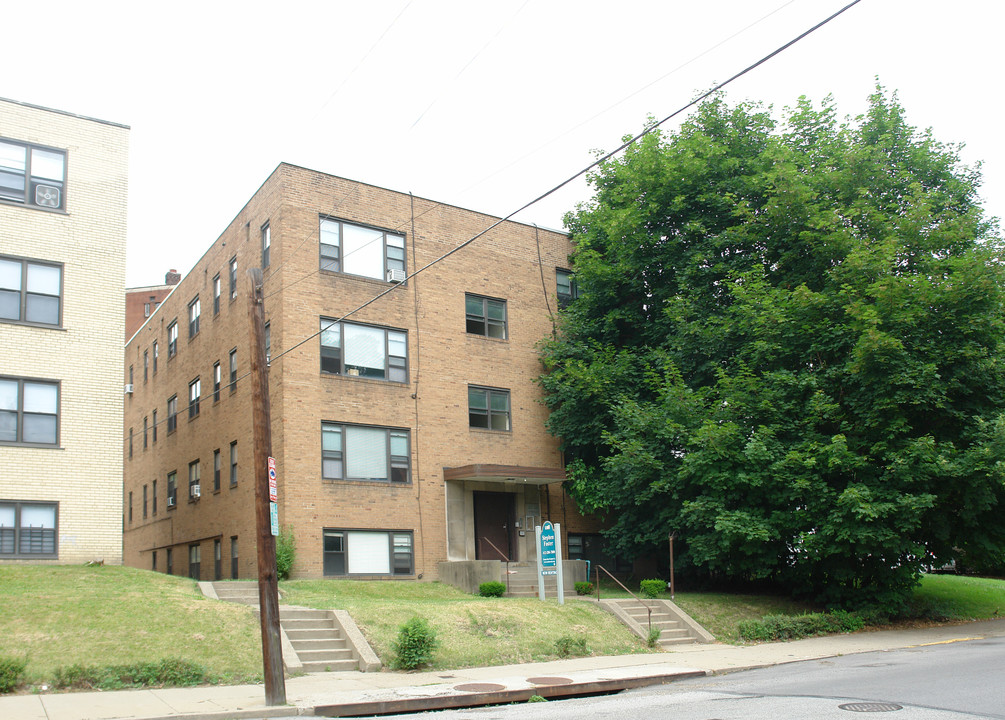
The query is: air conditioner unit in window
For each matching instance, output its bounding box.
[124,384,134,394]
[386,268,406,283]
[167,496,176,507]
[191,485,201,498]
[35,184,61,208]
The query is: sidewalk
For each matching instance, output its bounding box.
[6,618,1005,720]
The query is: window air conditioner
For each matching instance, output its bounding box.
[167,496,176,507]
[386,268,406,283]
[124,384,134,394]
[191,485,201,498]
[35,184,61,208]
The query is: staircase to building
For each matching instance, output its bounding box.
[502,562,578,598]
[599,598,715,648]
[203,581,380,673]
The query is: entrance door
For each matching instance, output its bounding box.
[474,491,515,561]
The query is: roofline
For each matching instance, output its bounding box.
[0,96,130,130]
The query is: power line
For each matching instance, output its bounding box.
[270,0,864,366]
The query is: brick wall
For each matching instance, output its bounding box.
[0,98,129,564]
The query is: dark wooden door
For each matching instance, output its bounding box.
[474,491,515,560]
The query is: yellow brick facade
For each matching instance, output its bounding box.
[0,98,129,564]
[123,164,604,580]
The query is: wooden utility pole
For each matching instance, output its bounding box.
[247,267,285,706]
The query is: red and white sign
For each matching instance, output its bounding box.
[268,457,277,502]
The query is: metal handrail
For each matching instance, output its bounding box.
[594,563,653,636]
[480,538,511,594]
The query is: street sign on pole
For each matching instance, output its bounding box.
[269,501,279,536]
[268,457,277,502]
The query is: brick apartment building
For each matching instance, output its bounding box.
[123,163,606,581]
[1,97,129,564]
[125,269,180,340]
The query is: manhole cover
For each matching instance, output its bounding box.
[527,676,573,685]
[453,683,507,693]
[839,702,904,712]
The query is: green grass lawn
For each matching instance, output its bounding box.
[2,564,1002,691]
[279,579,656,669]
[0,565,263,685]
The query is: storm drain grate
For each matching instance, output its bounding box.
[839,702,904,712]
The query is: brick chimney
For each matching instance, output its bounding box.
[165,269,181,285]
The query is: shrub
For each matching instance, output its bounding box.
[574,581,594,596]
[275,526,297,581]
[639,579,664,599]
[646,627,662,648]
[392,617,439,670]
[478,581,506,598]
[737,612,867,642]
[528,695,548,703]
[52,658,207,690]
[553,635,588,658]
[0,654,27,693]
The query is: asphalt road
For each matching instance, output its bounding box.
[347,635,1005,720]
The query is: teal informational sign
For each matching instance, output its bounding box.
[540,521,556,570]
[269,501,279,536]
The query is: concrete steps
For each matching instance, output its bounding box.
[502,564,578,598]
[204,582,381,673]
[280,607,356,673]
[600,598,715,648]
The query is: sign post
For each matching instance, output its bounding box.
[536,521,564,604]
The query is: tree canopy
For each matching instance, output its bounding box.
[540,88,1005,611]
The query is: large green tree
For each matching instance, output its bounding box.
[540,89,1005,611]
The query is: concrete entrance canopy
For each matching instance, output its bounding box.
[443,464,566,485]
[443,465,566,562]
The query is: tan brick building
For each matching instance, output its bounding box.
[123,163,604,581]
[1,97,129,564]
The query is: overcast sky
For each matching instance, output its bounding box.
[4,1,1002,288]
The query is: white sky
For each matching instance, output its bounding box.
[4,0,1002,288]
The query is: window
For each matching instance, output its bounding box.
[152,550,157,571]
[319,217,405,281]
[322,529,413,576]
[230,441,238,486]
[0,377,59,446]
[556,269,579,308]
[230,536,239,579]
[188,378,200,419]
[128,492,133,524]
[0,256,62,326]
[264,322,271,364]
[167,320,178,358]
[213,274,221,315]
[129,365,134,388]
[229,349,237,391]
[261,222,271,268]
[144,302,151,318]
[229,256,238,299]
[213,362,221,402]
[143,350,149,383]
[214,538,222,580]
[152,479,157,515]
[468,386,511,431]
[152,341,159,374]
[166,547,173,575]
[465,294,507,339]
[167,395,177,433]
[142,484,148,518]
[0,501,57,557]
[320,319,407,382]
[167,471,177,508]
[128,427,133,459]
[189,460,201,500]
[322,423,410,483]
[143,416,148,449]
[213,449,221,492]
[188,296,200,338]
[0,139,66,211]
[152,409,158,443]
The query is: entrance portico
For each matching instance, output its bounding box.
[443,464,566,562]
